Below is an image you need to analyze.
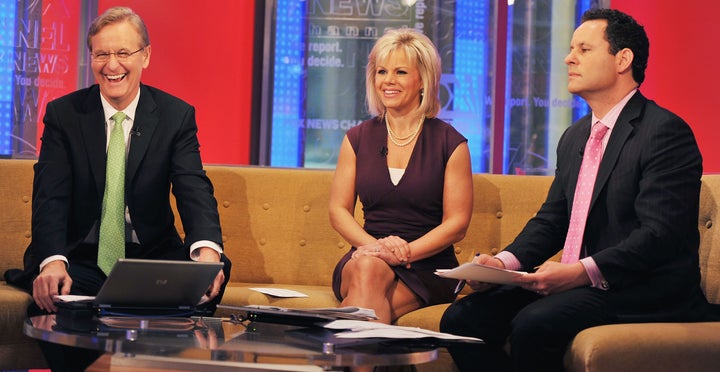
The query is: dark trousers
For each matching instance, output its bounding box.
[28,243,232,371]
[439,286,613,372]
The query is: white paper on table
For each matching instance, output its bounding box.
[249,288,309,298]
[434,262,527,285]
[53,295,95,302]
[323,320,482,342]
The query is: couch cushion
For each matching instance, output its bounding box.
[395,303,451,332]
[0,282,45,370]
[566,322,720,372]
[0,283,33,345]
[698,176,720,304]
[185,166,348,287]
[0,159,34,276]
[454,174,555,261]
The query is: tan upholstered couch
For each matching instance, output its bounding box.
[1,159,718,370]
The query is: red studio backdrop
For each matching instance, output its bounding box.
[97,0,255,165]
[613,0,720,173]
[32,0,80,153]
[82,1,720,171]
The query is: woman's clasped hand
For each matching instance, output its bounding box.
[352,236,411,268]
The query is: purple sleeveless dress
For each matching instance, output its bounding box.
[331,116,467,306]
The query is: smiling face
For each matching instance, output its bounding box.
[374,49,423,117]
[90,20,150,110]
[564,19,619,99]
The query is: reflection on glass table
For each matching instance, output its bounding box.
[25,315,439,370]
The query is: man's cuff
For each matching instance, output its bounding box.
[189,240,223,260]
[494,251,522,271]
[579,257,609,290]
[39,255,68,271]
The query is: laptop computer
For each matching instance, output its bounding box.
[93,258,223,316]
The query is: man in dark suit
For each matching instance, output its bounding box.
[4,6,231,371]
[440,8,715,372]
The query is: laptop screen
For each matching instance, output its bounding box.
[93,258,223,314]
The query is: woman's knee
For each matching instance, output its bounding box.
[343,257,394,286]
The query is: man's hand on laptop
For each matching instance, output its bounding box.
[33,260,72,313]
[196,247,224,303]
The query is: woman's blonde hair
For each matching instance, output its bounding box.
[365,28,442,118]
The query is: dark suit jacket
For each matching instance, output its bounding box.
[7,83,223,288]
[505,91,708,321]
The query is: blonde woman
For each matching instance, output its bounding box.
[329,28,473,324]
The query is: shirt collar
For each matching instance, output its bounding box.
[100,89,141,123]
[591,89,637,130]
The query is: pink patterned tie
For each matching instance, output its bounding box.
[561,122,609,264]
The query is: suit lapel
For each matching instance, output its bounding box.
[127,85,158,184]
[592,92,645,204]
[79,86,107,195]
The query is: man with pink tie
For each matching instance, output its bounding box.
[441,8,718,371]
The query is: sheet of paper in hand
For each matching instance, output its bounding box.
[435,262,527,285]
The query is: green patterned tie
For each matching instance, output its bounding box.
[98,112,127,275]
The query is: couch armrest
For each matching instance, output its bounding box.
[565,322,720,372]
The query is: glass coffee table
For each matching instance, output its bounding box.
[25,315,439,371]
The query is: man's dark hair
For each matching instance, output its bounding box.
[582,8,649,84]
